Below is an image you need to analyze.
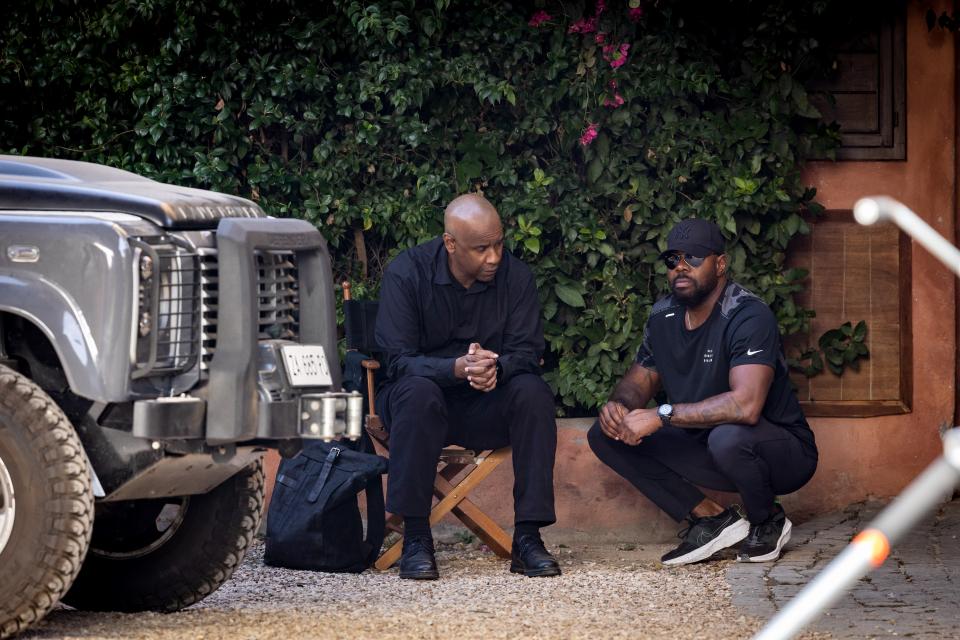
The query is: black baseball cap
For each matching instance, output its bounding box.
[659,218,726,259]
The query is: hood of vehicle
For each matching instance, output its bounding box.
[0,155,266,229]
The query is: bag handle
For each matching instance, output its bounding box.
[354,430,387,566]
[307,447,340,504]
[362,474,386,567]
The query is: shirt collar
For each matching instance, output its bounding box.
[433,240,454,285]
[431,238,498,292]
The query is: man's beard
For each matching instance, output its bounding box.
[672,278,713,307]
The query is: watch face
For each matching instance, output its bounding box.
[659,404,673,417]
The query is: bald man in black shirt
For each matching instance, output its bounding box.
[375,194,560,580]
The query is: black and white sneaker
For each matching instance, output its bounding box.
[660,506,750,566]
[736,504,793,563]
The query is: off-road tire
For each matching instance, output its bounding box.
[0,366,94,640]
[63,460,264,612]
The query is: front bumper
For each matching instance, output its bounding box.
[131,389,364,442]
[130,217,353,445]
[132,340,364,442]
[204,217,342,444]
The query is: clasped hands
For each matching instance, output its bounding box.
[598,401,662,445]
[454,342,499,392]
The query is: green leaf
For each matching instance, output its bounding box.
[524,237,541,254]
[778,74,792,98]
[587,157,604,184]
[597,134,610,163]
[784,214,801,236]
[854,320,868,340]
[554,284,585,308]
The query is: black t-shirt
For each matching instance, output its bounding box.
[636,281,814,445]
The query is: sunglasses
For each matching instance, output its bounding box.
[663,252,712,270]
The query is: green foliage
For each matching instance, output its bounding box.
[0,0,858,412]
[788,320,869,377]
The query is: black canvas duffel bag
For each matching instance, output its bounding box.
[264,439,388,573]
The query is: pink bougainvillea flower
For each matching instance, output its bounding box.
[595,0,606,15]
[528,10,553,27]
[568,16,597,34]
[603,43,631,69]
[628,6,644,22]
[603,92,625,108]
[595,32,606,44]
[609,79,618,89]
[579,122,599,146]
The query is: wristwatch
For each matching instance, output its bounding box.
[657,403,674,427]
[495,360,503,381]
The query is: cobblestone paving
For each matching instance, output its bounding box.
[728,500,960,639]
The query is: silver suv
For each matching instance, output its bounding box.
[0,156,360,637]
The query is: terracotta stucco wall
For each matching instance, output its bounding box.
[264,2,958,543]
[790,0,956,515]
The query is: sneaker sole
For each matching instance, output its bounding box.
[737,518,793,563]
[662,518,751,567]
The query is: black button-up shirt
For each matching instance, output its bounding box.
[375,236,544,388]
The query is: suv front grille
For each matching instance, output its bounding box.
[257,252,300,340]
[199,249,300,371]
[134,243,201,377]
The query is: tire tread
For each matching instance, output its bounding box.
[0,367,93,640]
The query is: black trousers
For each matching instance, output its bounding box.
[587,417,818,524]
[376,373,557,524]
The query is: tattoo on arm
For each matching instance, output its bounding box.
[673,392,746,428]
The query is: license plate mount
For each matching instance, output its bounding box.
[281,345,333,387]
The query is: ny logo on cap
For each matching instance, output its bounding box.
[673,220,694,240]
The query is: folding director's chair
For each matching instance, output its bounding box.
[342,282,513,571]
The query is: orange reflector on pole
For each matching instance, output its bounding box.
[852,529,890,567]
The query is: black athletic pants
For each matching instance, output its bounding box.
[376,373,557,524]
[587,417,818,524]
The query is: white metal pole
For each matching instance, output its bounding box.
[854,196,960,277]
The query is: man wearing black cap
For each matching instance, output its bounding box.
[588,218,818,566]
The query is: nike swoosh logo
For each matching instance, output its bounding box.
[747,348,763,356]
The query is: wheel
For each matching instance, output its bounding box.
[0,366,94,640]
[63,460,264,612]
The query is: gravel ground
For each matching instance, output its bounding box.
[22,539,830,640]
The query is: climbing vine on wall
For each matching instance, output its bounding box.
[0,0,867,412]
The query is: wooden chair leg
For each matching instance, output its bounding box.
[435,475,512,558]
[427,448,510,525]
[375,536,404,570]
[373,448,512,571]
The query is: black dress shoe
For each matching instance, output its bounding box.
[510,534,561,577]
[398,536,439,580]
